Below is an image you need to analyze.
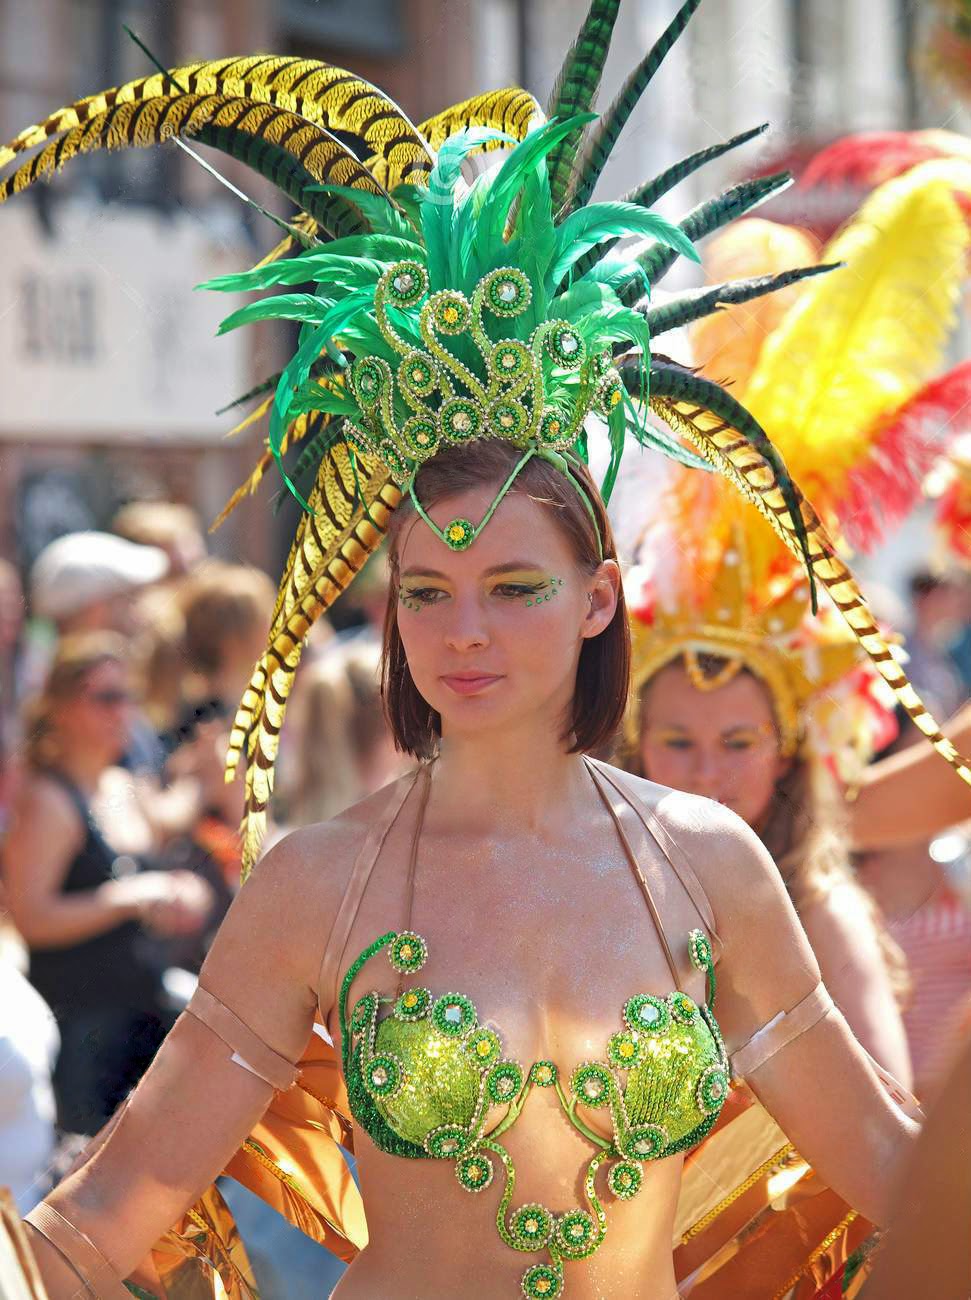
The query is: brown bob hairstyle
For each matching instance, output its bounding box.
[381,439,630,758]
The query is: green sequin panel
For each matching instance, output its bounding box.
[622,1014,722,1143]
[370,1016,485,1146]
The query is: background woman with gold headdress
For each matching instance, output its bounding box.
[616,155,971,1296]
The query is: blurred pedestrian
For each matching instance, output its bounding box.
[2,633,211,1135]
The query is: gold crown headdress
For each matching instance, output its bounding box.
[629,158,971,779]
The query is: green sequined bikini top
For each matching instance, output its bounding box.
[336,758,729,1300]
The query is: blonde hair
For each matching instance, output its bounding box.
[625,653,911,999]
[23,631,127,770]
[277,641,387,827]
[112,500,201,552]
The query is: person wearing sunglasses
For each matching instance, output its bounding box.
[2,632,211,1136]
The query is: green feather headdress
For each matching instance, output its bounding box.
[4,0,968,874]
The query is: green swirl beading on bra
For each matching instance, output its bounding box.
[339,928,730,1296]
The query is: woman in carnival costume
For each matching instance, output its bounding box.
[621,155,971,1296]
[3,3,966,1297]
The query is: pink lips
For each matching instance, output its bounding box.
[440,672,503,696]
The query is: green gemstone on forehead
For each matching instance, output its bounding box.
[441,518,475,551]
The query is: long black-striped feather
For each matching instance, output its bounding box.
[567,0,704,211]
[620,171,792,302]
[544,0,621,211]
[626,358,815,599]
[623,124,769,211]
[644,263,839,337]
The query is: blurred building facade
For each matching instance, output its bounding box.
[0,0,960,586]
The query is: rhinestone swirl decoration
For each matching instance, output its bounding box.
[345,262,621,525]
[339,928,729,1296]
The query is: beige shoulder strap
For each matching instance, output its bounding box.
[317,767,425,1018]
[587,759,723,962]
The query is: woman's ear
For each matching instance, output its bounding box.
[582,559,621,639]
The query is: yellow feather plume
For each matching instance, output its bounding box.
[743,159,971,508]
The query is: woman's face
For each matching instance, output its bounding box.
[394,483,618,746]
[56,659,133,762]
[638,660,788,829]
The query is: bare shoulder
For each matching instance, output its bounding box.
[203,768,419,999]
[603,764,786,931]
[240,768,419,923]
[6,771,84,855]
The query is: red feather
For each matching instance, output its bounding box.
[841,361,971,549]
[800,132,946,191]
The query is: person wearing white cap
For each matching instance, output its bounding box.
[30,532,168,636]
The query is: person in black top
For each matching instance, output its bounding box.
[3,632,210,1135]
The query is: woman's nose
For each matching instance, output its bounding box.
[443,597,489,653]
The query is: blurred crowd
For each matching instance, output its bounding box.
[0,504,405,1295]
[0,502,970,1296]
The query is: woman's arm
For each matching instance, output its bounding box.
[22,821,348,1297]
[851,700,971,849]
[679,798,919,1226]
[2,778,139,948]
[800,883,913,1090]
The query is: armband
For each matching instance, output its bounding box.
[731,982,834,1080]
[185,984,299,1092]
[24,1202,131,1299]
